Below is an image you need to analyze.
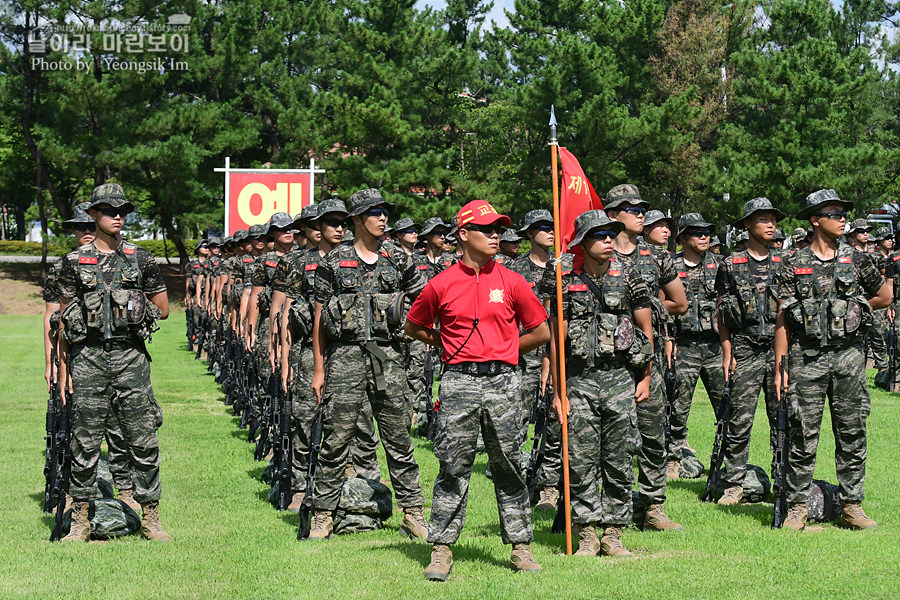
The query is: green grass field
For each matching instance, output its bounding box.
[1,312,898,599]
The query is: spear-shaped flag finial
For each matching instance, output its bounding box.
[549,105,558,146]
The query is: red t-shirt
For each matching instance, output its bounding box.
[406,258,549,365]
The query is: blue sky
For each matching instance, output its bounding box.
[415,0,515,30]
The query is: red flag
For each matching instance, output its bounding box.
[558,147,602,268]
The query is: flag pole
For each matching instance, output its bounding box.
[549,105,573,555]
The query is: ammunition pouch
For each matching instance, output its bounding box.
[720,294,743,332]
[288,298,314,340]
[61,298,88,344]
[257,287,273,314]
[323,294,358,342]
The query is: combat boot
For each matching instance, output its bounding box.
[666,460,681,479]
[782,503,807,531]
[308,511,333,540]
[62,501,91,542]
[118,489,142,514]
[574,524,601,556]
[718,485,743,506]
[287,492,305,513]
[510,543,542,572]
[535,487,559,511]
[600,527,634,557]
[841,503,877,530]
[643,504,683,531]
[424,544,453,581]
[400,506,428,540]
[140,502,173,541]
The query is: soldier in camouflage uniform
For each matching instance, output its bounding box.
[185,239,209,350]
[844,222,890,373]
[771,229,786,250]
[309,189,429,541]
[710,236,722,255]
[393,217,419,256]
[715,198,785,506]
[643,210,675,250]
[669,213,725,476]
[606,185,686,532]
[406,199,549,579]
[499,228,522,261]
[510,209,556,509]
[776,189,890,531]
[545,210,654,557]
[57,183,171,542]
[238,224,269,336]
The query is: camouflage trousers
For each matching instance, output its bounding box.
[407,340,428,416]
[868,309,889,370]
[68,343,162,504]
[524,349,562,490]
[567,363,640,527]
[721,339,778,487]
[105,417,134,491]
[636,354,668,504]
[428,368,533,545]
[314,342,423,512]
[251,318,272,421]
[288,342,379,493]
[670,336,725,461]
[786,342,870,504]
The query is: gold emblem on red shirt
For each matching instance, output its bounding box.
[489,288,505,304]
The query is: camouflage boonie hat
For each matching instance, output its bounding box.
[517,209,554,234]
[268,211,294,230]
[501,228,522,243]
[643,209,675,231]
[87,183,134,214]
[736,230,749,243]
[797,188,853,219]
[569,209,625,247]
[223,235,234,246]
[393,217,418,232]
[604,184,649,211]
[710,235,722,247]
[732,197,786,228]
[208,236,223,248]
[677,212,713,237]
[347,188,394,217]
[845,219,871,235]
[874,226,893,241]
[791,227,807,244]
[63,202,94,226]
[194,238,209,251]
[314,198,349,220]
[421,217,451,237]
[298,203,321,223]
[248,223,269,238]
[772,228,786,241]
[232,229,249,243]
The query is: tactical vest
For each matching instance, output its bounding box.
[563,259,652,369]
[784,242,869,346]
[322,244,406,343]
[61,242,160,344]
[627,242,668,343]
[229,255,255,304]
[674,252,719,337]
[188,258,204,293]
[255,251,281,314]
[287,250,320,340]
[719,249,782,341]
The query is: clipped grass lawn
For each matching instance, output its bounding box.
[0,311,897,599]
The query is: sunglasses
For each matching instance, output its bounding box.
[397,228,418,235]
[464,224,503,235]
[72,224,96,232]
[817,211,848,221]
[587,230,617,241]
[364,207,390,218]
[320,218,345,229]
[685,229,711,238]
[99,207,128,218]
[531,223,554,233]
[622,206,647,216]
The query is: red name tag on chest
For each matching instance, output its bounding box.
[417,264,428,270]
[732,257,748,264]
[265,260,278,268]
[773,256,781,263]
[893,255,900,262]
[79,256,97,265]
[381,251,390,258]
[640,249,651,256]
[123,247,135,255]
[305,264,318,271]
[609,270,621,276]
[839,257,852,264]
[443,261,452,266]
[243,257,254,263]
[678,271,688,278]
[706,263,717,269]
[794,268,813,275]
[193,264,201,269]
[568,284,588,292]
[340,260,358,268]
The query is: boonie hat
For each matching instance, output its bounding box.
[797,189,853,220]
[348,189,394,217]
[569,210,625,247]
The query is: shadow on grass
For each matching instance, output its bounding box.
[667,478,707,496]
[714,501,775,527]
[385,537,512,570]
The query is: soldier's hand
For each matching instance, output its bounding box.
[635,379,650,403]
[311,371,325,404]
[281,369,290,392]
[775,370,788,402]
[551,391,569,421]
[45,364,52,392]
[723,356,736,382]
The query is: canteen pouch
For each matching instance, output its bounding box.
[720,294,743,331]
[829,299,848,340]
[83,290,103,332]
[110,288,130,332]
[289,299,314,339]
[257,288,273,314]
[61,298,88,344]
[800,298,822,340]
[371,293,393,338]
[596,313,617,358]
[323,294,359,342]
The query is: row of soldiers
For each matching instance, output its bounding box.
[181,184,886,578]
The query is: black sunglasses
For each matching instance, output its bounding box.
[622,206,647,216]
[686,229,711,238]
[99,207,128,218]
[465,223,503,235]
[531,223,554,233]
[817,211,847,220]
[587,230,617,241]
[72,223,96,232]
[364,207,390,218]
[320,218,345,229]
[397,228,418,235]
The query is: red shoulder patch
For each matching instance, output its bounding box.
[79,256,97,265]
[772,256,782,263]
[122,246,135,255]
[794,268,813,275]
[381,251,390,258]
[678,271,688,278]
[893,255,900,262]
[839,256,852,264]
[265,260,278,268]
[192,263,202,269]
[339,260,358,268]
[443,260,452,266]
[305,264,318,271]
[568,284,588,292]
[640,249,651,256]
[732,257,748,264]
[706,263,717,269]
[561,270,572,276]
[609,270,621,276]
[242,257,254,263]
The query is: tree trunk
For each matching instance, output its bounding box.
[159,206,189,270]
[13,205,27,240]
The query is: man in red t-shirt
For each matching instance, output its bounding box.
[406,200,550,581]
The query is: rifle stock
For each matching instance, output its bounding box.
[701,376,732,502]
[772,371,789,528]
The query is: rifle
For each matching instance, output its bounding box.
[49,389,73,542]
[43,350,60,514]
[255,370,279,461]
[297,406,324,540]
[525,383,553,499]
[772,370,789,528]
[194,310,206,359]
[664,357,676,450]
[423,349,435,440]
[186,307,195,351]
[701,375,733,502]
[275,385,293,511]
[888,313,897,392]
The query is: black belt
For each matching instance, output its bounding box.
[444,361,516,376]
[84,339,134,351]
